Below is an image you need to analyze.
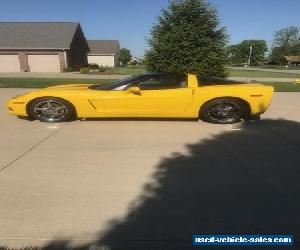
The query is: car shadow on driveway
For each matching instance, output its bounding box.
[23,119,300,249]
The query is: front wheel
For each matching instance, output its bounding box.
[29,97,75,123]
[200,98,248,124]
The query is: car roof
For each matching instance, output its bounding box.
[141,72,186,77]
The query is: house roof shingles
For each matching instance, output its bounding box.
[0,22,79,49]
[88,40,119,55]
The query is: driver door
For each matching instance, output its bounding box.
[102,75,194,117]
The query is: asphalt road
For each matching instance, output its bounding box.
[0,89,300,249]
[228,66,300,74]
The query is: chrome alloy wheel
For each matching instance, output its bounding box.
[33,99,68,122]
[207,100,241,123]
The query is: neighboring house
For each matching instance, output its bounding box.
[285,56,300,65]
[0,22,89,72]
[87,40,120,67]
[130,56,141,64]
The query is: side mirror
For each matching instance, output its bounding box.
[128,86,141,95]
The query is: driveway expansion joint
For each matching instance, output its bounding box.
[0,123,69,173]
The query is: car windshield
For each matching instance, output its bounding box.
[89,75,145,90]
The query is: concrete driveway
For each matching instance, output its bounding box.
[0,89,300,249]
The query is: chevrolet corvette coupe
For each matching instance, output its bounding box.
[7,73,274,124]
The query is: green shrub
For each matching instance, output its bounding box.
[88,63,100,70]
[80,67,90,74]
[105,66,113,72]
[98,66,106,72]
[63,67,75,72]
[97,66,113,72]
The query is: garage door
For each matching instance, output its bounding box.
[0,54,20,72]
[28,54,60,72]
[88,55,115,67]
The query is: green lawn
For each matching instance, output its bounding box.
[261,82,300,92]
[109,66,300,77]
[110,65,146,75]
[0,78,113,88]
[108,66,300,78]
[0,77,300,92]
[227,68,300,78]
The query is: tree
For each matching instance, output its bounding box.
[145,0,228,77]
[289,42,300,55]
[270,46,287,65]
[226,40,268,66]
[273,26,300,48]
[226,45,243,65]
[271,26,300,64]
[119,48,132,65]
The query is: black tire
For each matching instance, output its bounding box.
[29,97,75,123]
[200,98,248,124]
[245,114,261,122]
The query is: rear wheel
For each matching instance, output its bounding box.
[29,97,75,122]
[200,98,248,124]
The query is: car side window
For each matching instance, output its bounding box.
[136,76,187,90]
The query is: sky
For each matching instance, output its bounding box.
[0,0,300,57]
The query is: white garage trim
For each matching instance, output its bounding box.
[0,54,20,72]
[28,54,61,72]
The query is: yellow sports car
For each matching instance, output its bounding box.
[7,73,273,124]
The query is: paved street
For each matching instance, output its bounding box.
[228,66,300,74]
[0,89,300,249]
[228,77,299,82]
